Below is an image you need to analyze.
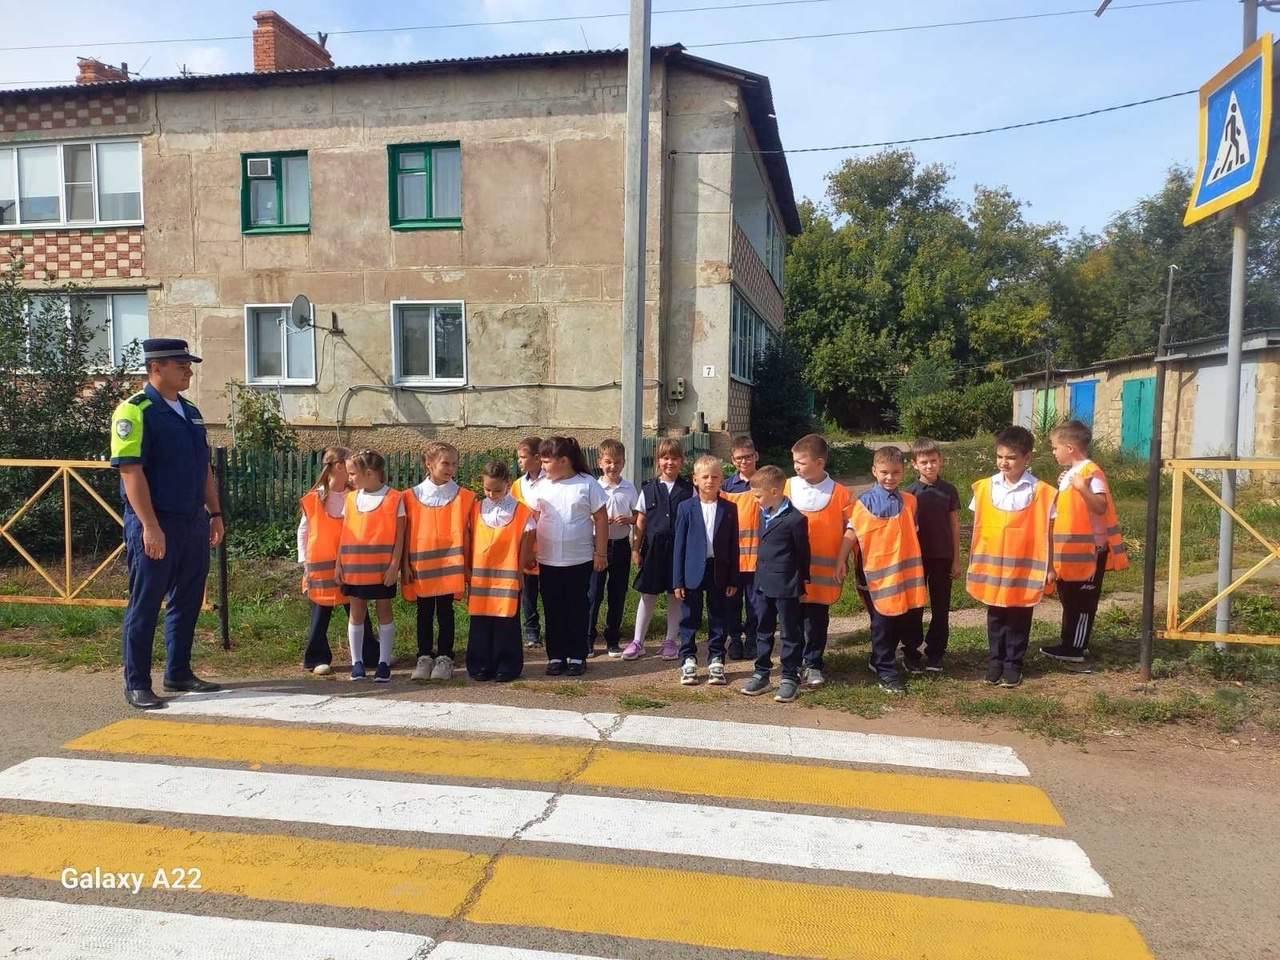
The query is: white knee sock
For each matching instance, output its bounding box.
[378,621,394,666]
[665,594,681,642]
[347,622,363,665]
[633,592,657,645]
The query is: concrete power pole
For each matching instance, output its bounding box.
[619,0,652,487]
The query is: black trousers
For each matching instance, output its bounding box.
[754,593,804,680]
[466,614,523,681]
[800,601,831,670]
[902,557,953,663]
[304,602,376,668]
[678,558,729,663]
[1059,548,1108,651]
[415,594,456,658]
[588,538,631,646]
[540,561,593,664]
[858,588,913,681]
[727,572,759,644]
[521,572,541,642]
[988,605,1035,669]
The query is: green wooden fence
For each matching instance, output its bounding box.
[221,434,712,526]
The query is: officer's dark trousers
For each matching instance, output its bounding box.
[122,510,209,691]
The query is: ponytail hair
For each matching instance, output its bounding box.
[347,448,388,485]
[538,435,591,476]
[312,445,352,498]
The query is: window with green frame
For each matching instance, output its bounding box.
[388,142,462,228]
[241,151,310,233]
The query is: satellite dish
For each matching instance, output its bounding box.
[288,294,313,331]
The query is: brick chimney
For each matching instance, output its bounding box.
[253,10,333,72]
[76,58,129,84]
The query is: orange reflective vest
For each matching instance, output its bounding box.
[850,492,927,616]
[403,488,474,601]
[338,488,402,587]
[299,489,348,606]
[512,475,541,575]
[784,479,852,605]
[468,501,532,618]
[966,477,1055,607]
[723,490,761,574]
[1053,461,1129,582]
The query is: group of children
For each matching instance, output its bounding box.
[295,420,1125,699]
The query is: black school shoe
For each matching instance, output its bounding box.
[984,662,1003,685]
[903,656,925,675]
[1040,644,1086,664]
[726,639,746,661]
[1000,667,1023,688]
[565,660,586,677]
[545,660,566,676]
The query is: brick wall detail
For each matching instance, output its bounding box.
[6,228,144,279]
[0,93,143,134]
[253,11,334,72]
[731,221,783,327]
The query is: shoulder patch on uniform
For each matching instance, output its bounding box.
[127,392,147,405]
[115,419,134,439]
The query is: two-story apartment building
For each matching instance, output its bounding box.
[0,11,799,453]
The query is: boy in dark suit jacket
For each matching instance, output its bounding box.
[742,464,811,703]
[673,455,740,686]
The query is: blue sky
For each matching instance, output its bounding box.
[2,0,1274,235]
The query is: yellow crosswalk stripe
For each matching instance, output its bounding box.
[66,719,1063,826]
[0,812,1152,960]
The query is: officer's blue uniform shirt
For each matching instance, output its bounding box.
[110,383,209,517]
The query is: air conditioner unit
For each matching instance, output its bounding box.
[246,157,274,178]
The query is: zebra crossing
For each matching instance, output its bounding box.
[0,690,1154,959]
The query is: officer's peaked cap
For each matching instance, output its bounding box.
[142,338,202,363]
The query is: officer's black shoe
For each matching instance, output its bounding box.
[125,689,166,710]
[162,675,221,693]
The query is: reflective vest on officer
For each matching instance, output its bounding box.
[850,492,927,616]
[966,477,1055,607]
[783,479,852,605]
[403,488,474,601]
[300,489,348,606]
[1053,461,1129,582]
[723,490,761,574]
[512,475,540,575]
[339,489,402,587]
[468,501,531,618]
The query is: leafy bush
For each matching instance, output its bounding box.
[224,379,297,452]
[962,380,1014,435]
[900,380,1015,441]
[750,336,816,450]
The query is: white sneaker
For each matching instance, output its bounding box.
[680,657,698,685]
[411,656,433,682]
[803,666,826,688]
[430,655,455,681]
[312,664,331,676]
[707,657,727,685]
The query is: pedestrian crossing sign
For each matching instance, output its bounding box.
[1186,33,1274,225]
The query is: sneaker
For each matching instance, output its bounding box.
[726,639,746,661]
[523,635,542,649]
[545,659,566,676]
[802,666,825,688]
[774,678,799,703]
[903,657,925,675]
[1000,667,1023,689]
[984,662,1003,685]
[349,661,366,681]
[925,659,944,674]
[311,664,331,676]
[430,656,454,681]
[1040,644,1086,664]
[878,676,907,695]
[621,640,645,661]
[741,673,771,696]
[374,661,391,683]
[707,657,727,685]
[565,659,585,677]
[606,644,623,658]
[659,639,680,661]
[680,657,699,685]
[411,655,434,682]
[586,643,600,659]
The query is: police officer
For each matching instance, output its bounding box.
[110,338,224,709]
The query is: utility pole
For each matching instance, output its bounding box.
[1213,0,1260,649]
[619,0,652,486]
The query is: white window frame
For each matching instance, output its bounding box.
[730,288,771,384]
[389,300,468,386]
[243,302,317,386]
[0,138,143,229]
[19,292,148,372]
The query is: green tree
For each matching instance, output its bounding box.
[223,379,297,453]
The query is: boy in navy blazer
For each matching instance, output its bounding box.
[742,464,811,702]
[673,456,740,686]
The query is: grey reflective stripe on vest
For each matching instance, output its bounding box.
[968,553,1048,573]
[740,543,759,555]
[471,567,519,582]
[966,572,1044,590]
[410,545,465,562]
[305,560,336,573]
[868,575,926,600]
[469,586,521,600]
[340,544,390,555]
[862,556,924,582]
[413,564,465,581]
[1052,532,1096,544]
[308,578,339,589]
[811,555,837,568]
[1056,548,1099,562]
[341,562,388,573]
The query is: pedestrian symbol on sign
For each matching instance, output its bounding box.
[1208,93,1250,183]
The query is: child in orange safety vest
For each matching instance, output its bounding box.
[721,434,762,662]
[966,426,1056,689]
[836,446,926,696]
[403,440,475,683]
[296,445,377,675]
[1040,420,1127,665]
[466,458,537,682]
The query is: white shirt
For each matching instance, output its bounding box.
[788,473,835,512]
[479,493,537,531]
[634,478,676,514]
[600,476,639,540]
[700,498,719,557]
[296,488,345,563]
[969,472,1040,513]
[527,473,608,567]
[412,477,460,507]
[350,484,407,517]
[1059,460,1108,546]
[164,397,186,419]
